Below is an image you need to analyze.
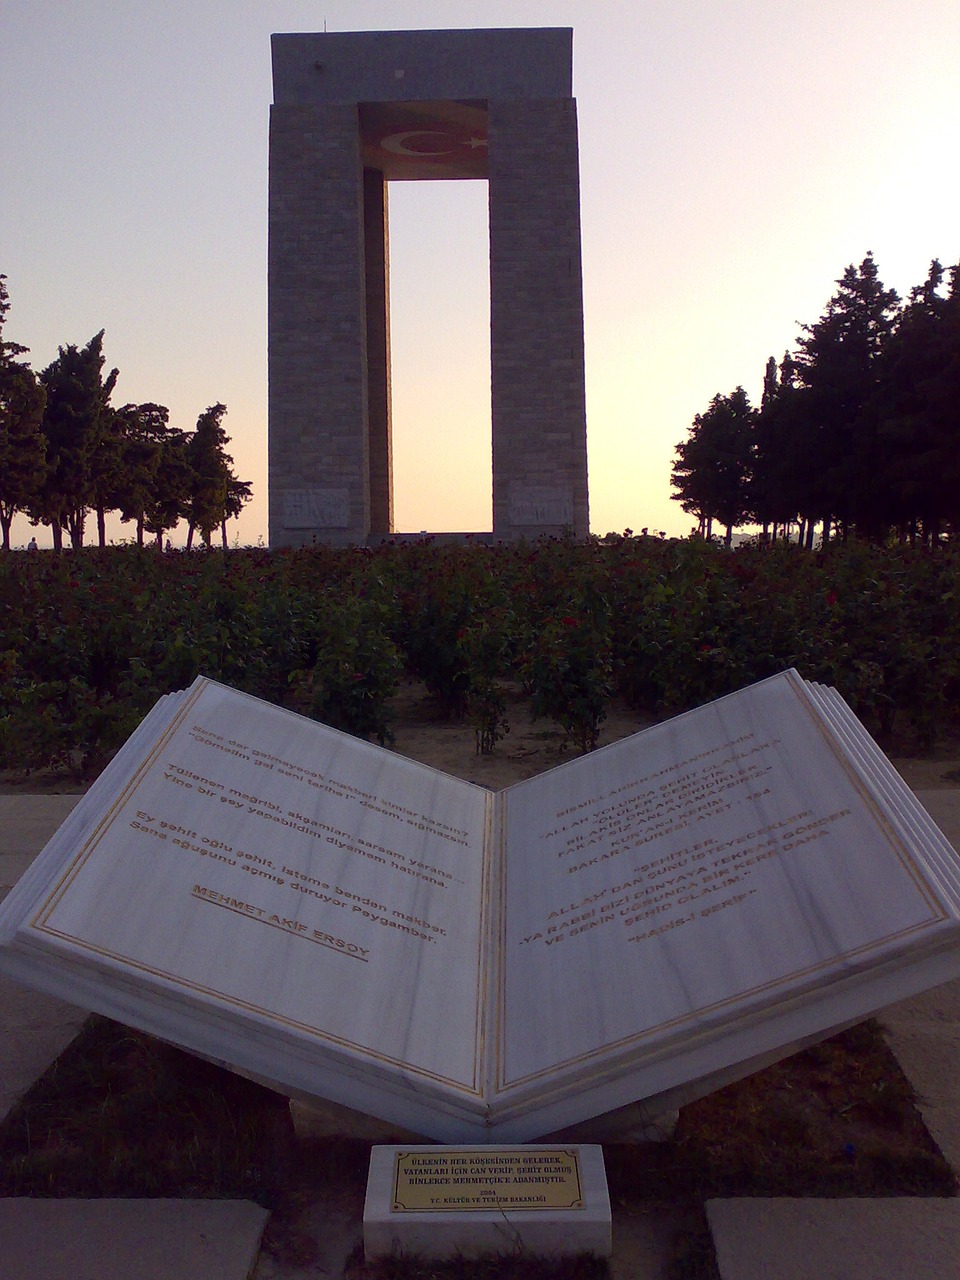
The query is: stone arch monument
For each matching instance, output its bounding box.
[268,27,589,546]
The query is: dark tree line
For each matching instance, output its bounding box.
[0,275,251,551]
[672,253,960,547]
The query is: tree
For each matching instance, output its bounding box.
[751,352,808,542]
[88,401,127,548]
[793,253,900,541]
[222,473,253,549]
[184,404,230,548]
[35,331,118,549]
[144,427,192,548]
[874,260,960,542]
[671,387,755,546]
[919,262,960,538]
[110,403,172,546]
[669,251,956,549]
[0,275,47,550]
[183,404,251,549]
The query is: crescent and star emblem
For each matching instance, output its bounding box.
[379,130,488,156]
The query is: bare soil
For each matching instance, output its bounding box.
[3,678,958,795]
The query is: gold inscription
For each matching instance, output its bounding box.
[518,734,856,950]
[191,885,369,959]
[163,756,462,892]
[548,746,779,874]
[188,727,470,845]
[391,1149,584,1212]
[140,796,454,951]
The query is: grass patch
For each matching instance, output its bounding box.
[604,1021,955,1201]
[0,1016,301,1201]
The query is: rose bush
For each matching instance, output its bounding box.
[1,536,958,774]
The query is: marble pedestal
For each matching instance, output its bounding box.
[363,1144,611,1261]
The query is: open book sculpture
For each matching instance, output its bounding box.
[2,670,960,1141]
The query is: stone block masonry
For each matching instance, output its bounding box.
[268,28,589,546]
[489,97,588,539]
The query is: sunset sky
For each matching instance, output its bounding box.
[2,1,958,546]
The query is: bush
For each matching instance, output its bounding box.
[1,537,958,775]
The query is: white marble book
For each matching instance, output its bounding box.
[2,670,960,1141]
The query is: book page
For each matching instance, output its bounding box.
[29,679,494,1094]
[497,671,952,1094]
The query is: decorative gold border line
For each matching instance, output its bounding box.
[34,919,487,1096]
[33,682,208,926]
[498,915,944,1089]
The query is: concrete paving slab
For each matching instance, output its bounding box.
[883,976,960,1034]
[914,788,960,847]
[0,853,35,894]
[707,1197,960,1280]
[883,1028,960,1106]
[0,993,88,1121]
[0,795,81,897]
[0,1199,269,1280]
[608,1202,686,1279]
[251,1188,365,1280]
[882,1020,960,1095]
[0,795,90,1120]
[882,984,960,1169]
[0,933,89,1123]
[0,794,82,857]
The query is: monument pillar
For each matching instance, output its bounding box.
[488,98,589,539]
[268,28,589,546]
[364,169,393,535]
[268,101,371,545]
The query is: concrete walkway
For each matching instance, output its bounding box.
[0,796,88,1123]
[1,792,958,1279]
[0,1199,270,1280]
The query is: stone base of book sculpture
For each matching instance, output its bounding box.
[2,670,959,1141]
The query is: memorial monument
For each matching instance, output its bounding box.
[3,671,960,1142]
[268,27,589,546]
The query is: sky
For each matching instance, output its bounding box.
[2,0,959,547]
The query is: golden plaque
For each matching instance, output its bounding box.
[391,1148,585,1213]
